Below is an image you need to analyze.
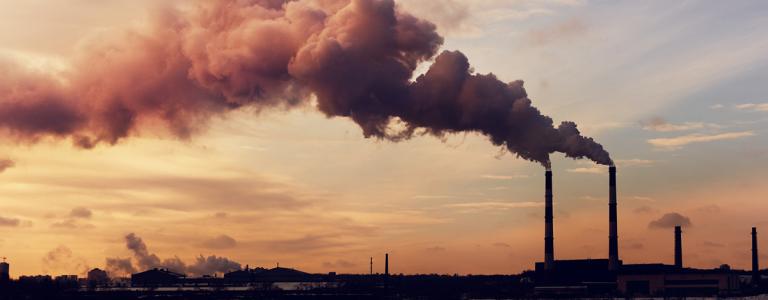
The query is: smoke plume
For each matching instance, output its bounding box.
[0,159,14,173]
[107,233,241,277]
[0,0,611,167]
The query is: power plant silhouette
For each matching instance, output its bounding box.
[532,166,762,297]
[0,167,766,299]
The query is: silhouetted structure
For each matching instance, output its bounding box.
[675,225,683,268]
[131,268,185,286]
[608,165,619,271]
[0,258,9,282]
[385,253,389,276]
[544,169,554,270]
[617,264,740,297]
[86,268,108,286]
[223,265,268,283]
[754,227,761,286]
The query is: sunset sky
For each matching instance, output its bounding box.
[1,0,767,277]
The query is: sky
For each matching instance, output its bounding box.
[0,0,767,277]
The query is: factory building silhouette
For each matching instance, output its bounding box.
[532,166,757,297]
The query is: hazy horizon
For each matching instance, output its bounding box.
[0,0,767,278]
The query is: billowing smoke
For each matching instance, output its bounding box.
[42,245,90,276]
[106,233,241,277]
[0,0,611,167]
[0,159,14,173]
[105,257,136,276]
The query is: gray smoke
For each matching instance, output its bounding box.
[108,233,241,277]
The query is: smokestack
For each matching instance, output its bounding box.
[544,168,554,270]
[608,166,619,271]
[753,227,759,285]
[385,253,389,276]
[674,226,683,268]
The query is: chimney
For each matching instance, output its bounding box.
[753,227,759,285]
[385,253,389,276]
[674,226,683,268]
[608,165,619,271]
[544,168,554,270]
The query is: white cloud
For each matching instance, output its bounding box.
[736,103,768,112]
[640,117,720,132]
[566,166,603,174]
[615,159,655,167]
[396,0,583,37]
[647,131,755,150]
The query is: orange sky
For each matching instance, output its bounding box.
[1,0,767,277]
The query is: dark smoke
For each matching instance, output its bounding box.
[0,0,611,167]
[0,159,14,173]
[107,233,241,276]
[105,257,136,276]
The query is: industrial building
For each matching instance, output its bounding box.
[533,165,757,297]
[0,257,9,282]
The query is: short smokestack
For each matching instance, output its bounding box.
[674,226,683,268]
[385,253,389,276]
[608,165,619,271]
[544,168,554,270]
[753,227,759,285]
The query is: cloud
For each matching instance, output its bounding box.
[397,0,579,37]
[736,103,768,112]
[615,159,655,168]
[492,242,511,248]
[566,166,603,174]
[51,218,93,229]
[568,159,654,174]
[322,259,357,269]
[640,117,719,132]
[710,104,725,109]
[0,216,20,227]
[526,17,588,45]
[480,174,530,180]
[69,207,92,219]
[425,246,447,253]
[445,201,541,212]
[260,234,349,253]
[411,195,456,200]
[647,131,755,150]
[200,234,237,249]
[648,212,692,229]
[21,173,312,211]
[0,159,14,173]
[696,205,721,213]
[633,205,658,214]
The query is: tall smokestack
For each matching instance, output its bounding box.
[608,166,619,271]
[385,253,389,276]
[544,168,554,270]
[674,226,683,268]
[753,227,759,286]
